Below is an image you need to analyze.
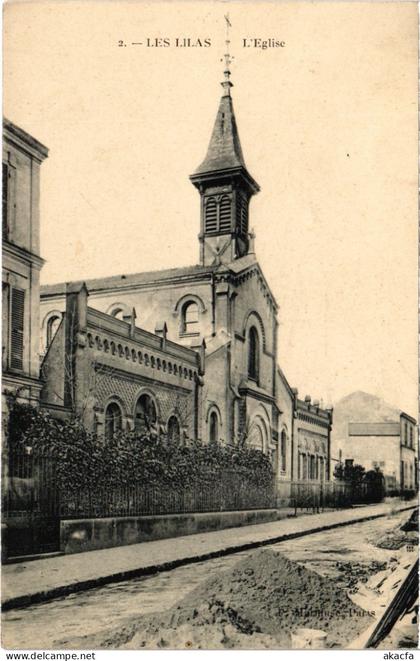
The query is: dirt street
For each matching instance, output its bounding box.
[2,509,417,650]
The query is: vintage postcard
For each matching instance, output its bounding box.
[1,0,418,654]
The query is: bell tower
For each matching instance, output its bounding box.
[190,28,260,266]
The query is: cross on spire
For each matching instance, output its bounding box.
[222,14,233,96]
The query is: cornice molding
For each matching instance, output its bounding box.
[3,240,45,270]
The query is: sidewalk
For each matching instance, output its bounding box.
[2,500,416,611]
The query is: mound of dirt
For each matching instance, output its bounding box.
[375,529,418,550]
[72,548,373,649]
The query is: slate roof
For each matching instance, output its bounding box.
[41,254,265,296]
[41,264,218,296]
[191,93,259,192]
[194,94,246,174]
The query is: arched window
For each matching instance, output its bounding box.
[219,195,232,233]
[182,301,199,334]
[205,197,217,233]
[167,416,180,444]
[105,402,122,440]
[248,424,264,452]
[248,326,259,381]
[46,315,61,349]
[135,393,157,434]
[280,430,287,471]
[209,411,218,443]
[111,308,125,321]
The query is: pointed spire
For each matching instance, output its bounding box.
[222,13,233,97]
[194,94,247,175]
[191,15,259,193]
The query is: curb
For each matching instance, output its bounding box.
[2,504,416,612]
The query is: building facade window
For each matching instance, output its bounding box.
[219,195,232,233]
[105,402,122,440]
[2,283,9,370]
[236,192,249,236]
[10,287,25,371]
[181,301,199,335]
[248,423,265,452]
[280,430,287,471]
[205,197,218,233]
[248,326,259,381]
[46,315,61,349]
[135,393,157,434]
[204,195,232,234]
[167,415,181,444]
[302,454,308,481]
[2,160,16,239]
[111,308,125,321]
[3,163,8,237]
[209,411,218,443]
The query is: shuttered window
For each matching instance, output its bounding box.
[219,195,231,233]
[3,163,8,236]
[205,195,233,234]
[205,197,217,233]
[235,193,248,236]
[10,288,25,370]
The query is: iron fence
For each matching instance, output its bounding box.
[3,450,60,517]
[60,472,277,519]
[3,450,61,556]
[286,479,383,513]
[3,451,385,525]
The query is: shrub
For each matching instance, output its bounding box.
[6,401,274,493]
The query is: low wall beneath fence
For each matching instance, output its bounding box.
[60,508,279,554]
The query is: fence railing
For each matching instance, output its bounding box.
[60,473,277,518]
[4,451,386,522]
[284,479,384,513]
[289,480,354,513]
[3,451,60,517]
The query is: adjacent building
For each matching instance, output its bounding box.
[332,391,418,493]
[2,119,48,415]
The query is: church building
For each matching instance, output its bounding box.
[39,65,332,485]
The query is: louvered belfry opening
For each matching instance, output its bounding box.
[205,197,218,233]
[219,195,231,232]
[10,287,25,370]
[236,191,249,237]
[204,194,232,235]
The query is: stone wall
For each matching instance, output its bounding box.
[60,509,279,554]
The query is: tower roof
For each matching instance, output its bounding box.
[191,92,260,193]
[194,94,246,174]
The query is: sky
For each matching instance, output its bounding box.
[4,1,418,416]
